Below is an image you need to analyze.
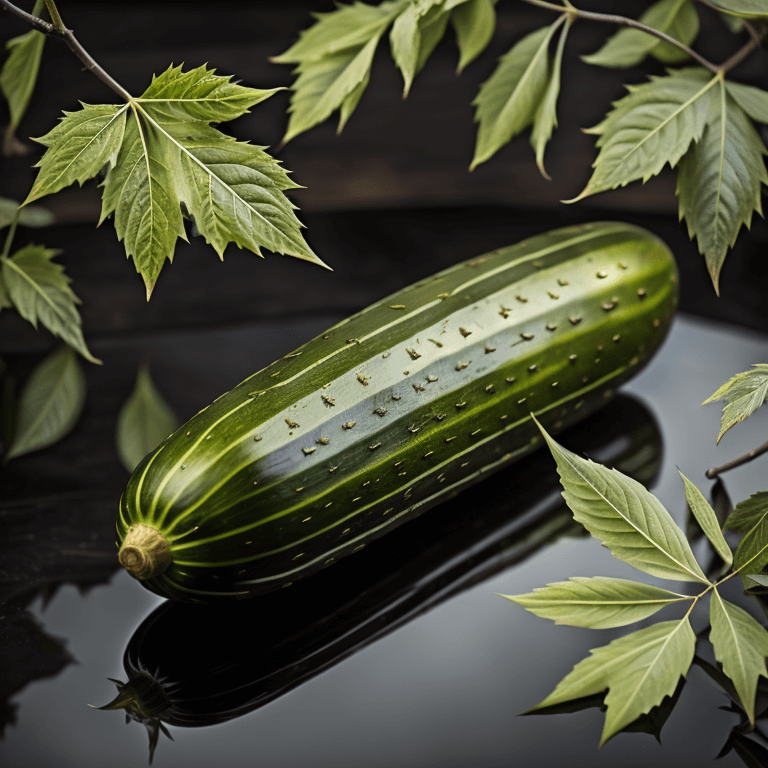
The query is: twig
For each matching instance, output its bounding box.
[718,21,766,73]
[706,438,768,479]
[1,0,131,102]
[519,0,722,73]
[1,208,19,261]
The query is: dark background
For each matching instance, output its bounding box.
[1,1,767,761]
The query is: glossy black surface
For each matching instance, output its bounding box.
[3,312,768,767]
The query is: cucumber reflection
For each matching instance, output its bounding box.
[99,395,662,763]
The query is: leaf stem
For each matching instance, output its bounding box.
[517,0,721,73]
[0,0,132,102]
[705,438,768,479]
[1,209,20,261]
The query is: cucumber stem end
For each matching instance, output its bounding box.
[119,524,171,580]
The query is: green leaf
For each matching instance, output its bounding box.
[725,492,768,579]
[501,576,689,629]
[534,417,709,583]
[710,589,768,724]
[116,365,178,473]
[24,103,128,203]
[530,17,569,180]
[676,81,768,294]
[724,733,768,768]
[390,4,421,96]
[531,618,696,748]
[0,19,45,155]
[702,364,768,443]
[5,345,86,461]
[582,0,698,69]
[724,81,768,124]
[568,68,716,202]
[0,197,54,229]
[272,1,406,63]
[26,64,325,298]
[471,20,561,169]
[706,1,768,18]
[451,0,496,74]
[283,35,382,142]
[2,245,100,364]
[276,1,404,140]
[678,470,733,567]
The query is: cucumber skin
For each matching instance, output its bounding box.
[117,222,678,602]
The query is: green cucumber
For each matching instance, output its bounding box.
[117,221,678,602]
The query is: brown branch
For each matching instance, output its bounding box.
[1,0,131,102]
[518,0,722,73]
[706,438,768,479]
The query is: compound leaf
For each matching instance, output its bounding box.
[24,64,324,298]
[582,0,698,69]
[2,245,99,364]
[5,345,85,461]
[724,80,768,124]
[502,576,689,629]
[702,364,768,443]
[710,589,768,724]
[676,81,768,294]
[116,365,178,473]
[569,68,716,202]
[531,618,696,748]
[535,417,709,584]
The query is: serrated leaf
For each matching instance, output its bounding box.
[710,590,768,724]
[471,21,560,169]
[1,4,46,155]
[724,81,768,124]
[284,35,382,142]
[272,1,406,63]
[706,1,768,18]
[569,68,716,202]
[725,492,768,579]
[0,197,54,229]
[678,470,732,567]
[676,82,768,294]
[24,103,128,203]
[116,365,178,472]
[535,417,709,583]
[24,65,324,298]
[277,1,404,140]
[501,576,689,629]
[530,17,569,180]
[5,345,85,461]
[702,364,768,442]
[451,0,496,73]
[531,618,695,748]
[2,245,99,364]
[582,0,698,69]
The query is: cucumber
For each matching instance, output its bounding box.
[102,395,662,759]
[116,221,678,602]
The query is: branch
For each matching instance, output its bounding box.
[706,438,768,479]
[0,0,132,102]
[518,0,721,73]
[718,20,766,73]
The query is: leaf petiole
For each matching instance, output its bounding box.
[1,208,20,261]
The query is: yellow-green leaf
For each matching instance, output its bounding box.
[5,345,85,461]
[678,470,732,567]
[710,590,768,724]
[702,364,768,442]
[116,365,178,473]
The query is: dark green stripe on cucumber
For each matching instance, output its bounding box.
[117,221,678,602]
